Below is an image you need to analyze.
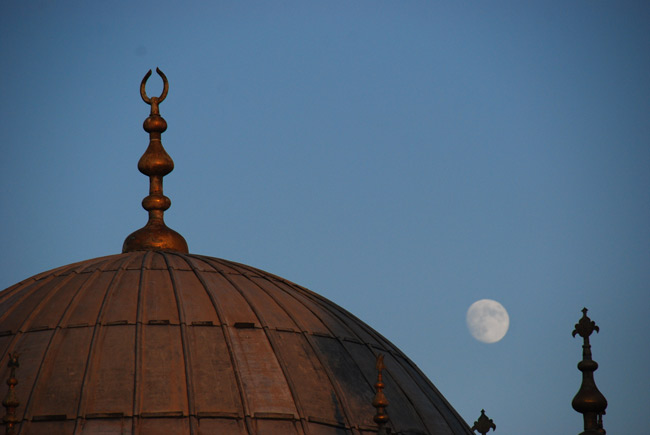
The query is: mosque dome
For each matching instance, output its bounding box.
[0,252,471,434]
[0,70,473,435]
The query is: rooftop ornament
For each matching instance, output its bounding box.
[471,409,496,434]
[2,354,20,435]
[122,68,189,253]
[572,308,607,435]
[372,354,391,435]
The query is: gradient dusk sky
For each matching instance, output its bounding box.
[1,2,648,433]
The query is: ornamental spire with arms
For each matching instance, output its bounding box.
[572,308,607,435]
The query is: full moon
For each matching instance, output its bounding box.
[466,299,509,343]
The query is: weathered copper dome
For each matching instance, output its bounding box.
[0,251,471,434]
[0,70,473,434]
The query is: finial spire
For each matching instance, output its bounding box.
[372,354,390,434]
[2,354,20,435]
[572,308,607,435]
[471,409,496,434]
[123,68,188,253]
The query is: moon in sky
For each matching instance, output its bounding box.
[466,299,509,343]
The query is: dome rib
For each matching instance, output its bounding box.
[207,262,301,433]
[132,251,147,426]
[251,271,375,431]
[235,262,458,434]
[134,251,191,428]
[0,277,41,308]
[270,277,426,433]
[19,271,90,424]
[74,253,135,430]
[213,257,372,430]
[207,257,411,432]
[160,252,195,431]
[175,253,255,433]
[312,292,462,428]
[226,264,359,432]
[272,283,433,433]
[305,295,445,433]
[17,258,138,430]
[0,277,50,340]
[164,251,256,432]
[200,256,352,432]
[212,265,305,432]
[285,278,465,433]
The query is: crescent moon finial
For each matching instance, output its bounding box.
[140,67,168,106]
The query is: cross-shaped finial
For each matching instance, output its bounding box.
[471,409,496,434]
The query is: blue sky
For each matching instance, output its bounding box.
[1,2,648,433]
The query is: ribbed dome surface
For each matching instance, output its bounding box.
[0,251,471,434]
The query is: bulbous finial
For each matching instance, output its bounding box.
[572,308,607,435]
[123,68,188,253]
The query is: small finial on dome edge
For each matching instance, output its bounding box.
[373,354,390,434]
[2,353,20,435]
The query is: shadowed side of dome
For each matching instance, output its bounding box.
[0,251,471,434]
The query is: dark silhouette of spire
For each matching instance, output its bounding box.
[572,308,607,435]
[471,409,496,434]
[123,68,188,253]
[2,354,20,435]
